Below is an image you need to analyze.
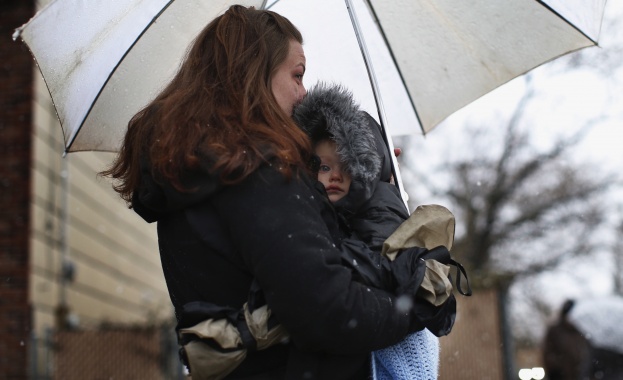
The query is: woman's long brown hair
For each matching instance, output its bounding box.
[102,5,311,204]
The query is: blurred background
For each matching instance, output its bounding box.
[1,0,622,379]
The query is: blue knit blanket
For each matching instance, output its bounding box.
[371,329,439,380]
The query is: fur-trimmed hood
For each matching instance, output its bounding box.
[293,83,393,212]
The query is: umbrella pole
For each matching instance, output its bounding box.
[344,0,409,211]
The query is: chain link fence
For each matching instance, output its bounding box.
[29,323,185,379]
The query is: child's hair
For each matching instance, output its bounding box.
[294,83,381,184]
[314,136,351,174]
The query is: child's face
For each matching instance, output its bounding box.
[315,140,352,203]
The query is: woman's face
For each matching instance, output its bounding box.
[271,40,307,116]
[316,140,352,203]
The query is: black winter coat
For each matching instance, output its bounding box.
[133,162,421,379]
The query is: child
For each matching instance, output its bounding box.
[295,83,445,379]
[296,87,409,253]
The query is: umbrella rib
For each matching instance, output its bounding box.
[264,0,279,10]
[66,0,177,152]
[345,0,409,210]
[535,0,601,46]
[363,0,425,135]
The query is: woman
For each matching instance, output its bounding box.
[103,5,422,379]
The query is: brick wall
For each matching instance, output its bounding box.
[439,288,505,380]
[0,1,35,379]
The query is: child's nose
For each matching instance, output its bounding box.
[330,169,343,181]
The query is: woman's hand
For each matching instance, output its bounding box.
[390,147,402,184]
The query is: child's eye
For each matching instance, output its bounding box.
[319,165,330,172]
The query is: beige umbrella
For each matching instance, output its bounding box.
[13,0,605,153]
[13,0,266,153]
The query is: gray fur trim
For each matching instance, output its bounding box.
[293,83,381,183]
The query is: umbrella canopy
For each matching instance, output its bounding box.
[273,0,606,133]
[14,0,605,152]
[362,0,606,133]
[14,0,265,152]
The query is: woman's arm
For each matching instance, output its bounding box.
[212,166,415,354]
